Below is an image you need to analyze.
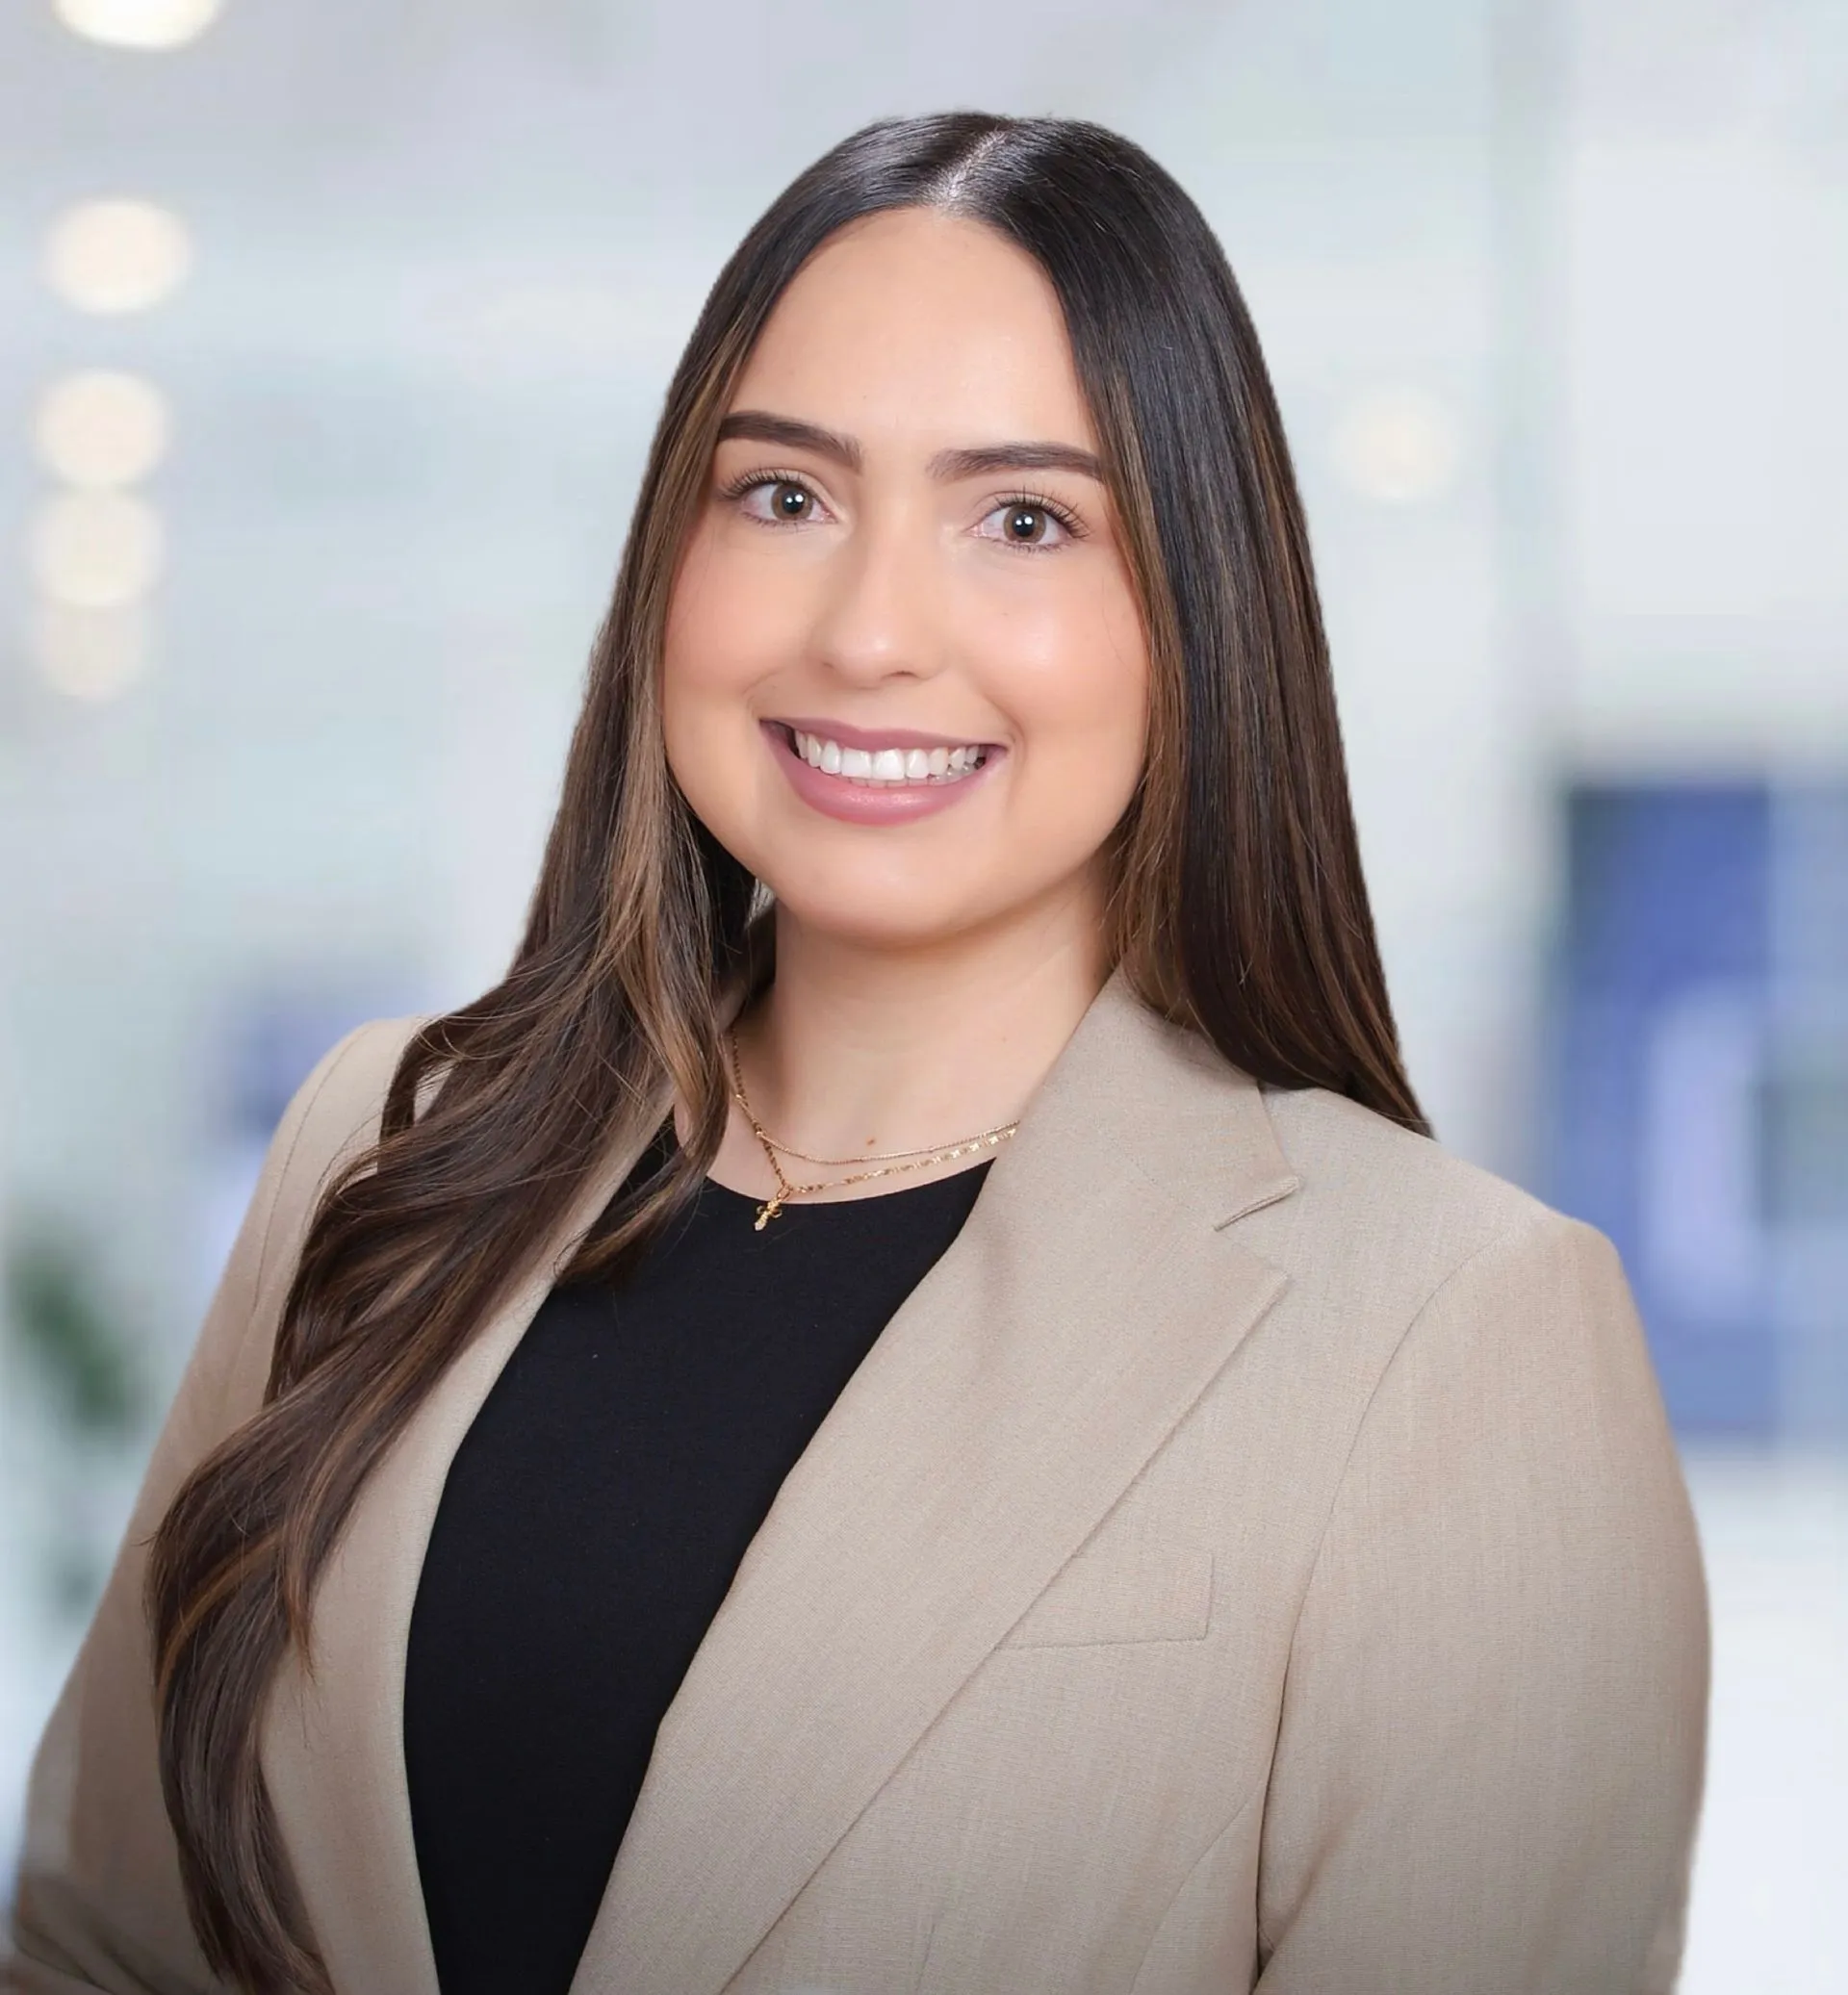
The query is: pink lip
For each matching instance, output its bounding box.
[760,720,1004,827]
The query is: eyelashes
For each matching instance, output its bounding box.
[982,489,1087,546]
[716,468,1088,550]
[716,467,816,514]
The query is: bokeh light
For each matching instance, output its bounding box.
[1332,385,1462,505]
[53,0,223,52]
[28,490,166,609]
[30,600,150,702]
[34,371,171,488]
[42,198,192,315]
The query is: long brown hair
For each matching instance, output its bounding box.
[148,111,1424,1990]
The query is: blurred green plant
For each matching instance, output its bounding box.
[4,1222,145,1442]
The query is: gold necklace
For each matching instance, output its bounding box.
[725,1029,1019,1230]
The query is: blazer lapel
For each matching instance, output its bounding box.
[570,971,1300,1995]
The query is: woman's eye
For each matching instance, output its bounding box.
[978,500,1072,550]
[737,478,822,524]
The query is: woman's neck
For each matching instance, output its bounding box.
[705,887,1112,1197]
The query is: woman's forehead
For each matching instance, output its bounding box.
[727,209,1096,458]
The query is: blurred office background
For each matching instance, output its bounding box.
[1,0,1842,1983]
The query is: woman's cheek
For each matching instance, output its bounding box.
[985,605,1145,760]
[666,578,757,703]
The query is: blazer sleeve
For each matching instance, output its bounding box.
[1252,1208,1710,1995]
[2,1019,412,1995]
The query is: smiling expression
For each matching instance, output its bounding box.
[660,206,1152,952]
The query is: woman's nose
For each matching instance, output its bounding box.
[805,503,944,686]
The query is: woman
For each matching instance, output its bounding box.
[6,114,1707,1995]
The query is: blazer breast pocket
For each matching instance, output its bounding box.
[998,1542,1215,1650]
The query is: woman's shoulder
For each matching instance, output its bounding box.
[168,1014,429,1445]
[274,1012,426,1172]
[249,1013,429,1295]
[1248,1080,1617,1328]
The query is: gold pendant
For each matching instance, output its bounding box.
[754,1195,783,1231]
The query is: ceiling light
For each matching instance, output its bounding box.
[29,491,165,609]
[54,0,223,51]
[43,198,192,315]
[36,371,171,488]
[1332,387,1462,506]
[32,601,149,703]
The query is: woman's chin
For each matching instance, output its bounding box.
[762,875,1010,957]
[770,900,982,956]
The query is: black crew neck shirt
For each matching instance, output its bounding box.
[402,1136,991,1995]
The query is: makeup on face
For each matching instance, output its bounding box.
[659,209,1150,948]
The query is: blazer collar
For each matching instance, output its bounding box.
[263,966,1300,1995]
[1043,965,1301,1229]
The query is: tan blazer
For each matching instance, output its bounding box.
[5,969,1709,1995]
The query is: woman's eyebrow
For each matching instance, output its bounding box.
[715,411,1105,484]
[927,441,1106,482]
[716,411,861,469]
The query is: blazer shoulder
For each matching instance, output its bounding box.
[288,1012,426,1160]
[1255,1097,1704,1995]
[252,1013,429,1302]
[1250,1081,1602,1309]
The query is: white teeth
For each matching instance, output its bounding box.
[785,727,989,784]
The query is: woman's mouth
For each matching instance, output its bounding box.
[760,719,1005,825]
[783,725,992,785]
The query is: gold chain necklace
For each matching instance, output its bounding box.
[726,1029,1019,1230]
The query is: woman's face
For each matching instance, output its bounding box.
[661,207,1150,956]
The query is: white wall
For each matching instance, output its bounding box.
[1562,0,1848,767]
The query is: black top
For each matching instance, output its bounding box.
[402,1134,991,1995]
